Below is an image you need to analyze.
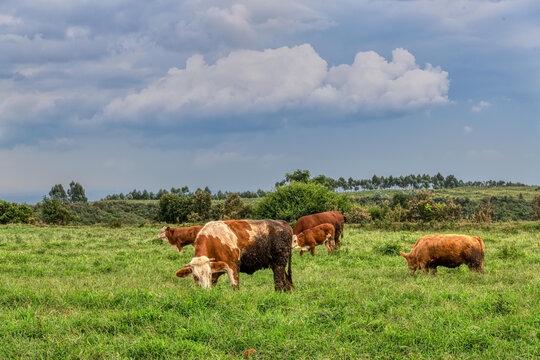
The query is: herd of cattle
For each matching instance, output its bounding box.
[157,211,485,291]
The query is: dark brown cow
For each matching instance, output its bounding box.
[293,211,345,248]
[292,223,335,256]
[175,220,294,291]
[157,225,203,253]
[400,234,485,275]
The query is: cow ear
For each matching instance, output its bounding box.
[210,261,228,273]
[166,226,170,231]
[400,251,408,258]
[175,268,192,278]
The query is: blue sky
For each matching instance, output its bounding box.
[1,0,539,203]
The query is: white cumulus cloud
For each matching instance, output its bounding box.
[105,44,449,121]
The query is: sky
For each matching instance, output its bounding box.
[1,0,539,203]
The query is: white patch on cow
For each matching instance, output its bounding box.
[157,226,167,241]
[189,256,212,289]
[225,265,237,286]
[301,245,310,252]
[292,235,299,248]
[201,221,239,250]
[244,221,269,241]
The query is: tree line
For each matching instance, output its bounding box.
[100,170,530,202]
[275,169,528,191]
[102,186,267,201]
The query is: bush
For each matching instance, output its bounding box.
[191,189,212,221]
[407,190,436,222]
[40,197,76,225]
[344,205,372,224]
[434,199,462,222]
[0,201,34,224]
[156,194,192,223]
[473,198,495,224]
[531,195,540,220]
[253,182,351,222]
[373,240,402,256]
[223,193,251,219]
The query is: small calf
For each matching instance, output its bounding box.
[157,225,203,254]
[292,223,335,256]
[400,234,485,275]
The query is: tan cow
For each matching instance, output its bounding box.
[157,225,203,253]
[400,234,485,275]
[292,223,335,256]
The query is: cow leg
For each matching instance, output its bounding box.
[211,272,223,285]
[430,266,437,276]
[334,228,341,248]
[272,265,290,292]
[299,250,304,256]
[225,263,240,289]
[421,265,429,275]
[310,245,316,256]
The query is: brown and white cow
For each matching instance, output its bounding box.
[400,234,485,275]
[293,211,345,248]
[157,225,203,254]
[292,223,335,256]
[175,220,294,291]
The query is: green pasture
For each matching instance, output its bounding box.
[0,224,538,359]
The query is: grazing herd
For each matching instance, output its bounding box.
[158,211,485,291]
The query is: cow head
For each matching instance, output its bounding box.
[324,234,335,252]
[157,226,169,241]
[400,251,418,275]
[291,235,299,249]
[176,256,228,289]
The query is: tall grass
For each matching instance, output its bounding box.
[0,225,538,359]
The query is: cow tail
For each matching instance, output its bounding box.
[287,246,294,287]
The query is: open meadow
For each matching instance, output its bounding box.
[0,224,539,359]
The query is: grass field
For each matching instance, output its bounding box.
[346,185,540,202]
[0,224,539,359]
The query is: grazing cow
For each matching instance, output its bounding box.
[175,220,294,291]
[157,225,203,254]
[292,223,335,256]
[400,234,485,275]
[293,211,345,248]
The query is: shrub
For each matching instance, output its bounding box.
[473,198,495,224]
[532,195,540,220]
[253,182,351,222]
[40,197,76,225]
[0,201,34,224]
[434,199,462,222]
[223,193,251,219]
[191,189,212,220]
[156,194,192,223]
[373,240,402,256]
[408,190,436,222]
[367,206,388,221]
[344,205,372,224]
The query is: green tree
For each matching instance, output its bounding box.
[191,189,212,220]
[0,201,34,224]
[49,184,68,202]
[253,182,351,222]
[157,194,192,223]
[68,181,87,203]
[40,197,75,225]
[224,193,251,219]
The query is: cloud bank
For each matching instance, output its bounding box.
[105,45,449,122]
